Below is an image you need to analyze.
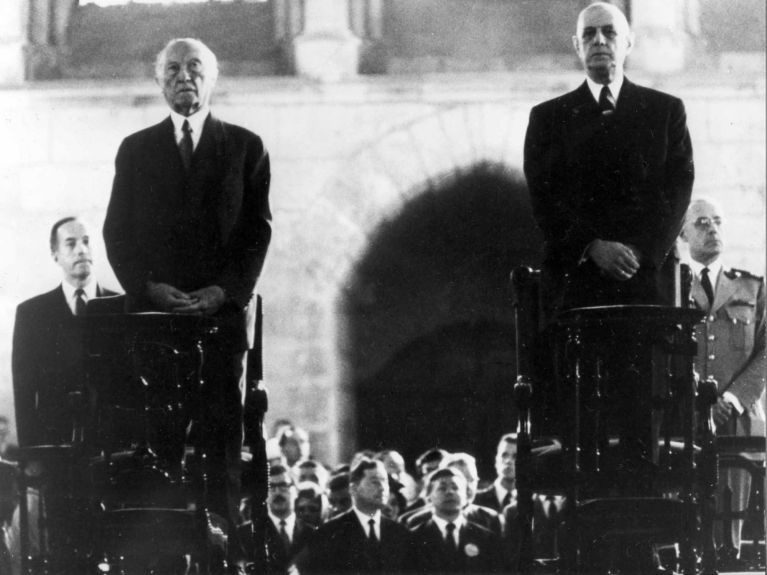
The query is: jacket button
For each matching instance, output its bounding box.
[708,335,715,341]
[709,315,715,322]
[708,354,715,360]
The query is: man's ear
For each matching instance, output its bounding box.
[625,31,635,55]
[572,35,580,56]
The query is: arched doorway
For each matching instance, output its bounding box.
[341,162,543,477]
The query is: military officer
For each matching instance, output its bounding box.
[680,198,765,559]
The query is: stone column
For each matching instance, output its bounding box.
[293,0,361,81]
[0,0,26,85]
[628,0,694,74]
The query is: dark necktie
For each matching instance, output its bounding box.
[179,119,193,170]
[279,519,290,553]
[501,491,512,509]
[445,522,458,552]
[367,518,377,542]
[74,288,86,317]
[599,85,615,114]
[700,267,715,308]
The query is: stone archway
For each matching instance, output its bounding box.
[293,101,540,465]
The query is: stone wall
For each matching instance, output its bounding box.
[0,70,764,465]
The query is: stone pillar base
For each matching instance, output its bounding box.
[293,33,361,82]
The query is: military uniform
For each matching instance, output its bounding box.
[692,266,765,435]
[690,263,765,553]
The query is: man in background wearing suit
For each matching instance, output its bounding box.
[524,1,694,317]
[13,217,117,447]
[12,216,117,562]
[302,458,411,574]
[474,433,516,512]
[680,198,765,562]
[239,464,314,574]
[411,467,503,574]
[103,38,272,572]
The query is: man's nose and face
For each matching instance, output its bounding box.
[53,220,92,287]
[267,472,296,517]
[429,475,468,517]
[160,40,216,116]
[682,200,725,265]
[573,4,633,83]
[351,465,390,511]
[495,440,517,481]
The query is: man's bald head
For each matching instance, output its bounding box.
[573,2,633,84]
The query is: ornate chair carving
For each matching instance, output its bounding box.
[511,265,717,574]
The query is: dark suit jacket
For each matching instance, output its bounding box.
[104,113,271,350]
[411,517,504,574]
[238,516,315,575]
[12,284,116,446]
[473,485,507,512]
[524,79,694,314]
[405,503,503,536]
[302,509,413,575]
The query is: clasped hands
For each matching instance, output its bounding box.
[146,281,226,316]
[587,239,641,281]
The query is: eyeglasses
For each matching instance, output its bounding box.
[693,216,723,230]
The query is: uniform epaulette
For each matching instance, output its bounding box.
[724,268,762,281]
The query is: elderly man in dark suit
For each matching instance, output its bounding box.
[13,217,117,447]
[524,1,694,317]
[680,198,765,561]
[103,37,271,572]
[411,467,504,574]
[301,458,412,574]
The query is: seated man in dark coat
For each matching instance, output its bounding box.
[411,467,504,574]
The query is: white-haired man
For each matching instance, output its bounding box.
[104,38,272,573]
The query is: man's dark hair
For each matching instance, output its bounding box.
[328,472,350,491]
[498,433,518,448]
[49,216,77,252]
[350,458,383,484]
[269,463,289,477]
[415,448,449,474]
[425,467,465,494]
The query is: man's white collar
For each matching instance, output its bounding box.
[586,74,624,105]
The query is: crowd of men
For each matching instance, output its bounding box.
[248,430,534,574]
[4,1,764,574]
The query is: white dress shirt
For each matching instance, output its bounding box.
[352,507,381,540]
[586,73,625,107]
[431,514,465,546]
[170,106,209,151]
[268,511,296,543]
[61,280,97,315]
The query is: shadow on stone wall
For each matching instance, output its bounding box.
[343,163,542,471]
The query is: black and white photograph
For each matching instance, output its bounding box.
[0,1,764,574]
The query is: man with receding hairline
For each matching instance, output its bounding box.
[524,1,694,317]
[11,216,117,563]
[13,217,117,447]
[679,198,765,561]
[104,38,272,572]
